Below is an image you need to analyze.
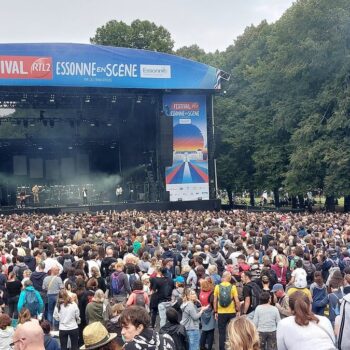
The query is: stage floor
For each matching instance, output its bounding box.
[0,199,221,215]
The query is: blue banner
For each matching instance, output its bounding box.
[164,94,209,201]
[0,43,221,90]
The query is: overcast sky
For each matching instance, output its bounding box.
[0,0,295,52]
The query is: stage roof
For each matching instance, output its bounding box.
[0,43,228,91]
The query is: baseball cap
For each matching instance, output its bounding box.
[174,276,185,284]
[271,283,284,293]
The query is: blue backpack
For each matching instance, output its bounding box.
[111,272,125,295]
[24,290,40,316]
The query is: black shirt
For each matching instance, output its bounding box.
[6,280,22,298]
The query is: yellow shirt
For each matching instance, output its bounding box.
[286,287,312,300]
[214,282,238,314]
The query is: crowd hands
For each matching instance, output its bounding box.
[0,209,348,349]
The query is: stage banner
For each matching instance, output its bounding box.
[163,94,209,201]
[0,44,223,90]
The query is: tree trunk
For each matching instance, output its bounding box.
[325,195,335,211]
[274,188,280,208]
[344,195,350,212]
[298,195,305,209]
[291,196,298,209]
[226,187,233,208]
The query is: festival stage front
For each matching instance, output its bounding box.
[0,43,228,212]
[0,199,221,215]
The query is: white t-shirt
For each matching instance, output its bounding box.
[277,315,336,350]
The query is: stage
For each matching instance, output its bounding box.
[0,43,229,210]
[0,199,221,215]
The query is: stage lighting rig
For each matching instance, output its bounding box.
[49,94,55,103]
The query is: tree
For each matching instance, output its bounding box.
[90,19,174,53]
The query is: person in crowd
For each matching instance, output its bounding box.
[6,271,22,319]
[328,279,344,326]
[109,262,131,302]
[0,313,14,350]
[17,279,44,319]
[80,321,120,350]
[40,320,60,350]
[160,307,189,350]
[85,289,110,325]
[241,271,262,319]
[11,318,45,350]
[214,271,240,350]
[276,291,337,350]
[120,306,175,350]
[310,271,328,316]
[253,291,280,350]
[42,265,64,327]
[126,280,149,309]
[337,276,350,349]
[53,289,80,350]
[105,303,125,348]
[90,266,106,292]
[199,279,215,350]
[150,267,173,328]
[181,288,209,350]
[226,316,260,350]
[271,284,291,318]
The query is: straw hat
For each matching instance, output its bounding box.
[80,322,117,349]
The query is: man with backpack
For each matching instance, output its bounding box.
[110,262,131,302]
[241,271,262,320]
[213,271,240,350]
[57,247,75,280]
[13,256,28,281]
[17,279,44,318]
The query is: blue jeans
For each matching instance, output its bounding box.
[158,301,172,328]
[187,329,200,350]
[47,294,58,327]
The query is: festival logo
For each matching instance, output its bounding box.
[140,64,171,78]
[0,56,53,79]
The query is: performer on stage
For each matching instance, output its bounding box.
[19,191,27,208]
[82,187,88,205]
[116,185,123,203]
[32,185,40,204]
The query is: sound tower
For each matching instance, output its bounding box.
[159,113,173,167]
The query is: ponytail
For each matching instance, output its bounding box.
[289,291,318,326]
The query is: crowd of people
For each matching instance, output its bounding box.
[0,209,348,349]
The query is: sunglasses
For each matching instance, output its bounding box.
[10,338,25,349]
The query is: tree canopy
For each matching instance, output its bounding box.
[90,19,174,53]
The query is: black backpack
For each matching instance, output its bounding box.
[247,282,261,311]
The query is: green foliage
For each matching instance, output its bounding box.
[214,0,350,205]
[90,19,174,53]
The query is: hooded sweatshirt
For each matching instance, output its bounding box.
[160,323,188,350]
[124,329,175,350]
[30,271,47,292]
[180,301,201,330]
[0,326,14,350]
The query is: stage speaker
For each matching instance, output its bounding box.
[162,191,170,202]
[159,114,173,166]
